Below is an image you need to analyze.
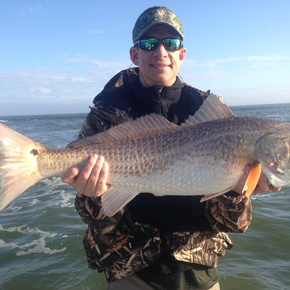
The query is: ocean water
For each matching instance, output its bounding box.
[0,104,290,290]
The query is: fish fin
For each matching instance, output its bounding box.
[101,187,138,217]
[69,94,234,148]
[200,163,262,202]
[200,189,232,202]
[68,114,178,149]
[243,162,262,197]
[182,93,235,127]
[0,123,45,211]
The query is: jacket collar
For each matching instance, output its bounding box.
[130,68,184,115]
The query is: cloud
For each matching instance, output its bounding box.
[28,4,43,14]
[63,53,127,70]
[89,29,105,35]
[215,55,290,63]
[30,87,50,94]
[183,54,290,69]
[0,57,131,116]
[0,53,289,116]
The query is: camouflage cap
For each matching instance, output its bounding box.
[132,6,184,43]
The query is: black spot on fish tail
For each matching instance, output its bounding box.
[30,149,38,156]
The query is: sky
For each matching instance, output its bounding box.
[1,0,290,116]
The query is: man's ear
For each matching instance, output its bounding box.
[130,46,139,65]
[179,48,187,63]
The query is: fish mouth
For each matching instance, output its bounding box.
[257,155,285,176]
[257,154,285,175]
[257,155,289,188]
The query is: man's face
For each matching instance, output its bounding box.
[130,24,187,87]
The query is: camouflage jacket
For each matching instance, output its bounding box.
[75,68,252,282]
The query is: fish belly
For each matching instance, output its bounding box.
[109,157,248,196]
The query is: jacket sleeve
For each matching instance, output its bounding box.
[74,112,163,278]
[75,99,131,233]
[205,191,252,233]
[75,194,125,234]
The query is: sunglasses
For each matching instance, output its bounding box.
[134,37,183,52]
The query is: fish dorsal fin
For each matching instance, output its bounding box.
[182,93,235,127]
[68,114,178,149]
[68,94,234,149]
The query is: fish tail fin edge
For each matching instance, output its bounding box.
[0,123,44,211]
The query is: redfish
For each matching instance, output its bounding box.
[1,95,290,216]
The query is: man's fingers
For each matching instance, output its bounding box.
[61,154,110,198]
[95,160,109,196]
[235,165,282,196]
[79,155,98,180]
[251,173,282,195]
[269,186,281,192]
[75,154,98,190]
[61,166,82,184]
[85,156,106,196]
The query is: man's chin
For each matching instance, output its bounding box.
[150,73,175,86]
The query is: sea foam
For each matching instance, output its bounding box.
[0,224,67,256]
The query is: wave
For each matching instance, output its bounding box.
[0,224,67,256]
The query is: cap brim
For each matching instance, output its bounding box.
[134,22,184,43]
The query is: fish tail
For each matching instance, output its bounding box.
[0,123,45,211]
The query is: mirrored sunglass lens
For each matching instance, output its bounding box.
[140,38,159,51]
[138,38,182,51]
[163,38,181,51]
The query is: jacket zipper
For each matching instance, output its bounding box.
[155,88,163,114]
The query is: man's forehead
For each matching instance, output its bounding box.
[142,24,180,38]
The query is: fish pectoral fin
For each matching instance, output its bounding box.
[200,190,231,202]
[200,162,262,203]
[101,187,138,217]
[242,162,262,197]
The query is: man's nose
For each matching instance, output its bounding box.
[153,43,168,56]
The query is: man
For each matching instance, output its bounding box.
[62,6,280,290]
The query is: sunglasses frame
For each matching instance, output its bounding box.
[134,37,183,52]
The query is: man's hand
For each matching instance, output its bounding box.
[234,165,281,196]
[61,154,109,197]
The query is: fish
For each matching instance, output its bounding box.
[1,94,290,217]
